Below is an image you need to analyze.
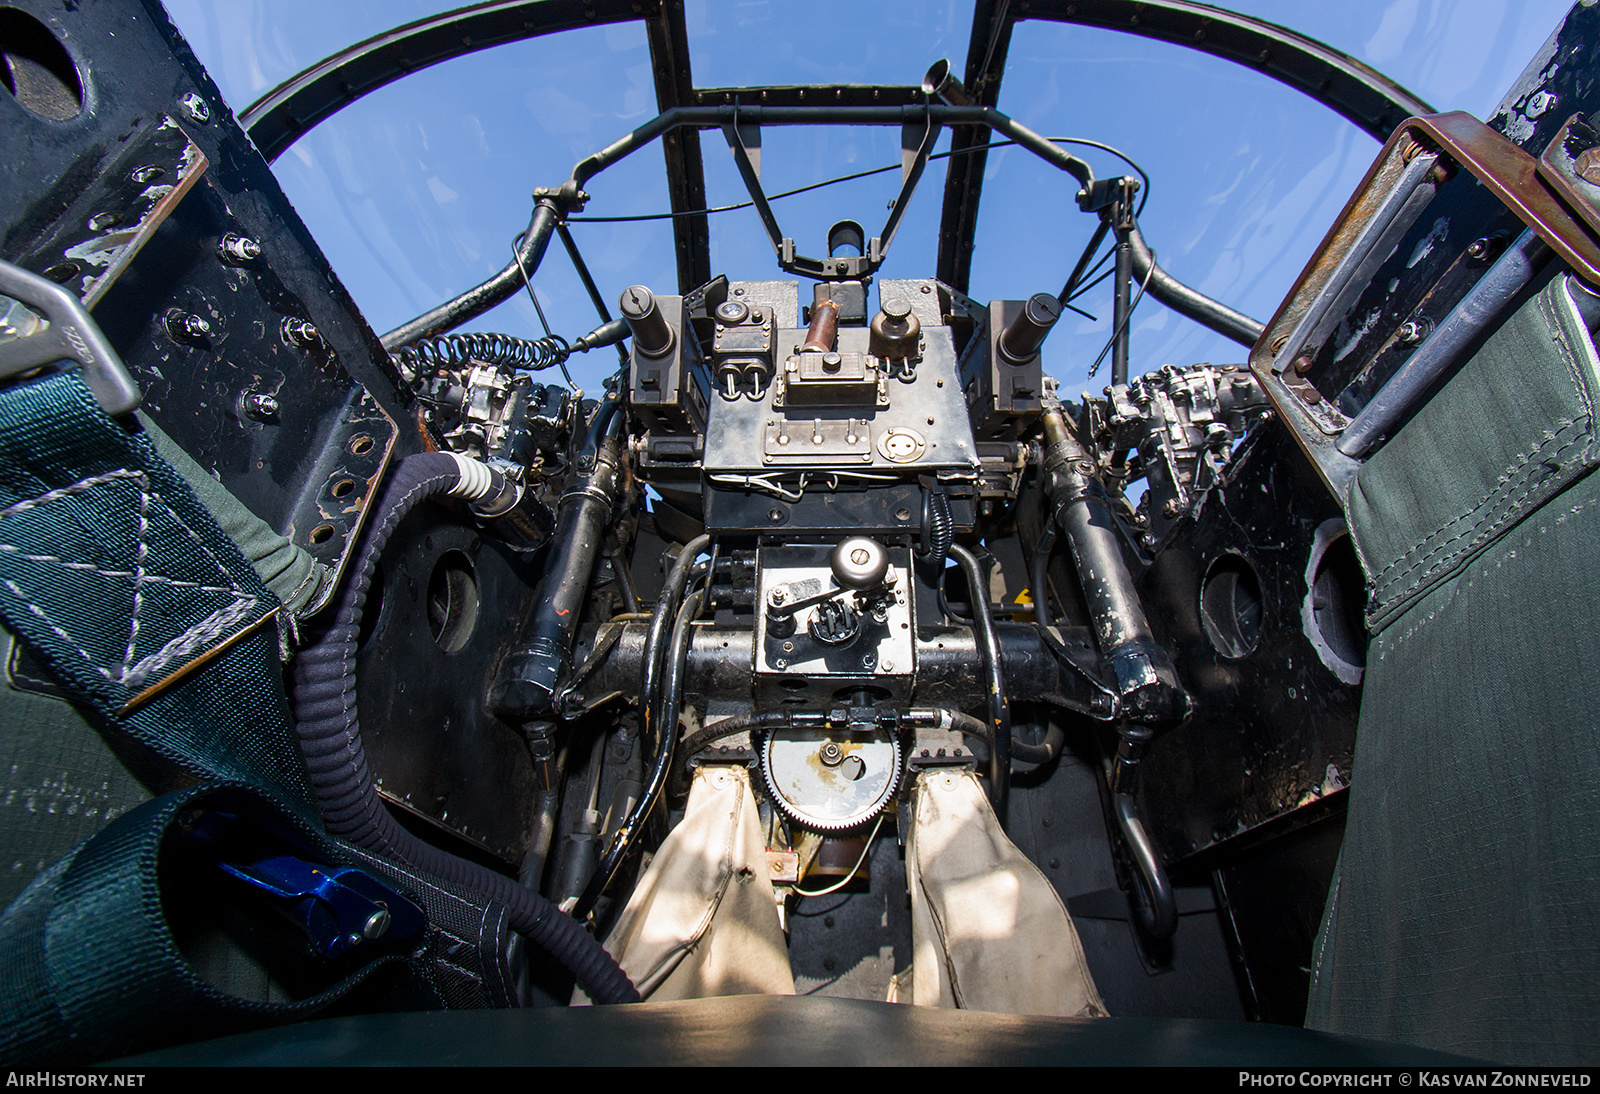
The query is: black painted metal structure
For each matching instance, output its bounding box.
[9,0,1592,1053]
[241,0,1432,296]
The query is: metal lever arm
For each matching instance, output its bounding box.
[0,259,141,415]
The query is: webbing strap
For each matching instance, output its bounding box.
[0,371,314,815]
[0,783,428,1066]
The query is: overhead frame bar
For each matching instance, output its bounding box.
[935,0,1015,292]
[643,1,711,293]
[936,0,1434,292]
[240,0,645,163]
[243,0,1432,304]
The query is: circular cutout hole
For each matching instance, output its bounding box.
[426,550,478,654]
[1303,522,1367,684]
[1200,554,1263,659]
[331,479,355,498]
[308,524,335,545]
[349,435,374,456]
[0,9,84,121]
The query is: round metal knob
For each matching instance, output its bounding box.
[831,536,889,591]
[620,285,675,357]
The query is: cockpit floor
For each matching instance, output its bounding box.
[785,742,1248,1021]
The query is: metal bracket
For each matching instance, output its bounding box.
[1251,110,1600,497]
[1537,112,1600,241]
[722,102,942,280]
[1407,111,1600,287]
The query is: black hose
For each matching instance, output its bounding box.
[948,545,1011,827]
[1127,223,1264,349]
[291,452,639,1003]
[918,490,953,567]
[1030,527,1057,630]
[936,709,1059,767]
[574,533,711,919]
[640,585,705,799]
[676,710,794,763]
[1011,720,1066,765]
[381,199,562,350]
[581,389,622,459]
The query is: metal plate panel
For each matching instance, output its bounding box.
[703,325,979,473]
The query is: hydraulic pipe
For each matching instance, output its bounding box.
[574,534,711,920]
[1112,226,1133,386]
[1040,407,1185,939]
[490,398,624,721]
[1126,224,1264,349]
[381,198,562,349]
[1112,728,1177,938]
[949,544,1011,827]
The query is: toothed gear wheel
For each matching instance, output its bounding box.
[760,727,901,832]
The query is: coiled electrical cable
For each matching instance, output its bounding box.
[391,330,571,376]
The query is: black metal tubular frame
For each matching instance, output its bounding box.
[242,0,1431,297]
[643,1,711,293]
[239,0,645,163]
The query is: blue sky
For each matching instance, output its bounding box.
[166,1,1575,397]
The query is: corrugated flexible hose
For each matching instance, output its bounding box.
[291,451,640,1005]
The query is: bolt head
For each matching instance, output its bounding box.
[220,235,261,263]
[1395,318,1433,343]
[179,92,210,123]
[362,908,391,940]
[282,317,321,349]
[1578,147,1600,185]
[243,393,279,421]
